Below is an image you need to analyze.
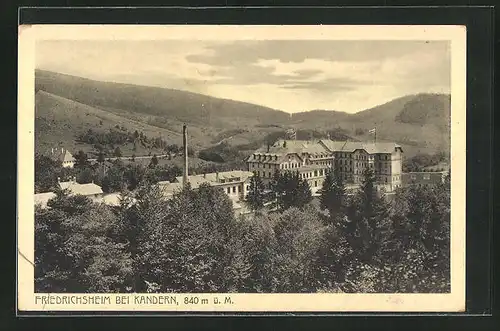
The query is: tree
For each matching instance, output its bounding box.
[149,154,159,168]
[74,150,88,168]
[271,206,326,292]
[114,146,122,158]
[102,163,126,193]
[232,213,276,292]
[245,172,265,212]
[134,183,240,293]
[62,205,133,292]
[97,151,105,163]
[35,154,61,193]
[35,190,132,293]
[76,167,94,184]
[342,168,389,264]
[374,182,451,293]
[319,168,346,222]
[296,175,313,208]
[271,171,312,212]
[124,163,146,190]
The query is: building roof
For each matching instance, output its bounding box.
[174,170,254,190]
[100,193,122,206]
[34,192,57,208]
[254,140,330,156]
[249,139,401,164]
[50,148,75,163]
[62,150,76,162]
[319,140,402,154]
[58,181,104,196]
[158,182,183,197]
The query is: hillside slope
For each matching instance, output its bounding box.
[35,69,290,129]
[35,91,196,156]
[295,93,451,157]
[35,70,450,159]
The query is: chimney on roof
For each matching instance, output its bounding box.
[182,124,189,188]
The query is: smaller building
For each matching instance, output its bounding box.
[34,192,57,209]
[158,170,254,205]
[401,171,448,188]
[58,177,104,200]
[50,147,76,168]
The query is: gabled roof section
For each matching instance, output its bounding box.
[172,170,254,190]
[319,139,402,154]
[58,181,103,196]
[252,139,329,160]
[50,148,75,163]
[62,150,76,162]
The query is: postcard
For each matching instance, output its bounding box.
[18,24,466,312]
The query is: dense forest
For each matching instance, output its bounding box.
[35,167,450,293]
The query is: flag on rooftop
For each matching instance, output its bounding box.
[369,128,376,134]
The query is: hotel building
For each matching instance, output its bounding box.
[247,139,404,194]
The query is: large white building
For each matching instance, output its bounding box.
[247,139,404,194]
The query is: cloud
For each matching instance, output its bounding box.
[280,77,361,92]
[36,39,451,113]
[186,40,449,66]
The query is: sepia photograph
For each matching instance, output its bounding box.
[18,25,466,312]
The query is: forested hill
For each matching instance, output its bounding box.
[35,69,290,128]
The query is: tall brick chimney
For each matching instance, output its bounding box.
[182,124,188,188]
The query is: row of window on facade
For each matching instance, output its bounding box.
[219,177,241,184]
[225,185,247,194]
[255,155,279,161]
[336,153,392,161]
[337,159,392,167]
[410,174,432,180]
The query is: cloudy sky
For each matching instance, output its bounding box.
[36,40,450,113]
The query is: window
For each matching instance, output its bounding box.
[314,170,318,177]
[269,172,272,178]
[314,181,317,187]
[233,186,236,193]
[227,187,231,194]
